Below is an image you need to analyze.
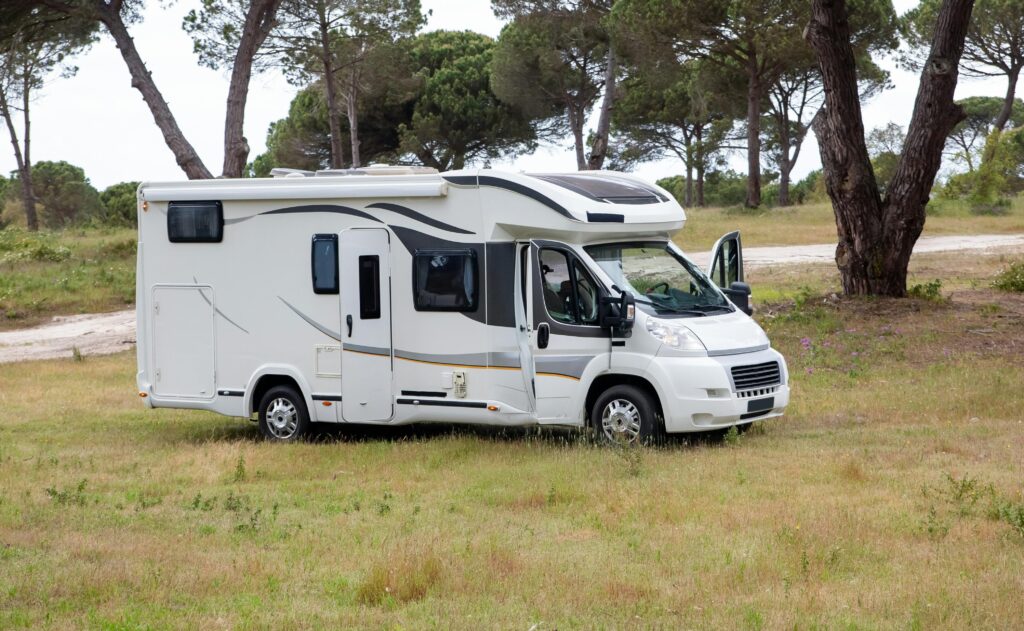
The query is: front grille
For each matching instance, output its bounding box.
[736,386,778,399]
[731,361,781,390]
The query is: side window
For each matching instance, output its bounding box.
[311,234,338,294]
[168,201,223,243]
[572,260,600,325]
[539,249,575,323]
[358,255,380,319]
[538,248,603,326]
[413,250,477,311]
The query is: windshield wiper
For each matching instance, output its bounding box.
[634,296,707,316]
[687,303,734,313]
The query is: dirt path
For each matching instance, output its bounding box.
[2,233,1022,364]
[0,310,135,364]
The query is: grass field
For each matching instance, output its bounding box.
[0,228,136,330]
[1,250,1022,628]
[1,197,1023,330]
[675,196,1024,252]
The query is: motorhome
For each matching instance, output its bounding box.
[135,166,789,443]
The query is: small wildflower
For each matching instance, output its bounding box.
[805,367,814,374]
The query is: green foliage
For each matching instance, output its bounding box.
[399,30,536,170]
[8,160,103,229]
[866,122,905,194]
[907,279,943,301]
[946,96,1024,171]
[0,229,71,264]
[97,181,140,227]
[248,83,411,176]
[490,5,608,150]
[903,0,1024,85]
[612,59,738,199]
[993,260,1024,292]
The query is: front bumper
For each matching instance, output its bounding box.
[649,348,790,433]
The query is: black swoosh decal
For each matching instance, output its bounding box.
[366,202,475,235]
[443,175,577,221]
[261,204,383,222]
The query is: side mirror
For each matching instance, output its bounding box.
[723,281,753,316]
[600,291,635,337]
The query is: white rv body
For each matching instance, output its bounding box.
[135,168,789,440]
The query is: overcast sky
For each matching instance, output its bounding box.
[0,0,1012,190]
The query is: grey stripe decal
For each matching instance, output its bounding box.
[193,277,250,334]
[706,344,771,357]
[487,351,521,368]
[367,202,475,235]
[279,297,342,341]
[344,343,390,357]
[535,355,594,379]
[395,350,489,366]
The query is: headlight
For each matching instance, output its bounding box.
[645,318,706,351]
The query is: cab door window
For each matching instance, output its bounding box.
[539,248,600,326]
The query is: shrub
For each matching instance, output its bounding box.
[908,279,944,301]
[0,229,72,264]
[993,260,1024,292]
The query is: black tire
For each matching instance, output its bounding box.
[590,384,664,446]
[257,385,310,442]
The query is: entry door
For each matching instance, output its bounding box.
[339,228,393,422]
[515,243,537,414]
[707,230,744,288]
[529,242,607,423]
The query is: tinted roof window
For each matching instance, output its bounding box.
[530,174,668,205]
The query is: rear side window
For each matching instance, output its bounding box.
[168,201,223,242]
[311,234,338,294]
[413,250,477,311]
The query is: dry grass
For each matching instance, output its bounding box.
[1,251,1024,628]
[675,196,1024,252]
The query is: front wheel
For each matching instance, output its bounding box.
[591,385,664,446]
[257,385,310,442]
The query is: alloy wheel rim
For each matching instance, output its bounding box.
[265,397,298,439]
[601,398,642,444]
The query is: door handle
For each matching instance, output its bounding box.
[346,314,353,337]
[537,322,549,349]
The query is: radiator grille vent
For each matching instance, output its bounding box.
[736,386,778,399]
[731,361,781,390]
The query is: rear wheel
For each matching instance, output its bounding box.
[591,384,664,446]
[258,385,310,442]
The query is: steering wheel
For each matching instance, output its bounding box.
[645,281,670,295]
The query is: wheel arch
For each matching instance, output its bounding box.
[584,373,665,429]
[245,365,313,417]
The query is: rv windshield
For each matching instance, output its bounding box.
[584,242,732,317]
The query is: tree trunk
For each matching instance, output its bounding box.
[317,10,345,169]
[346,67,361,168]
[222,0,280,178]
[569,104,586,170]
[807,0,972,296]
[0,85,38,231]
[96,2,211,179]
[993,67,1020,132]
[695,123,705,207]
[745,51,762,208]
[586,47,617,171]
[777,113,791,207]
